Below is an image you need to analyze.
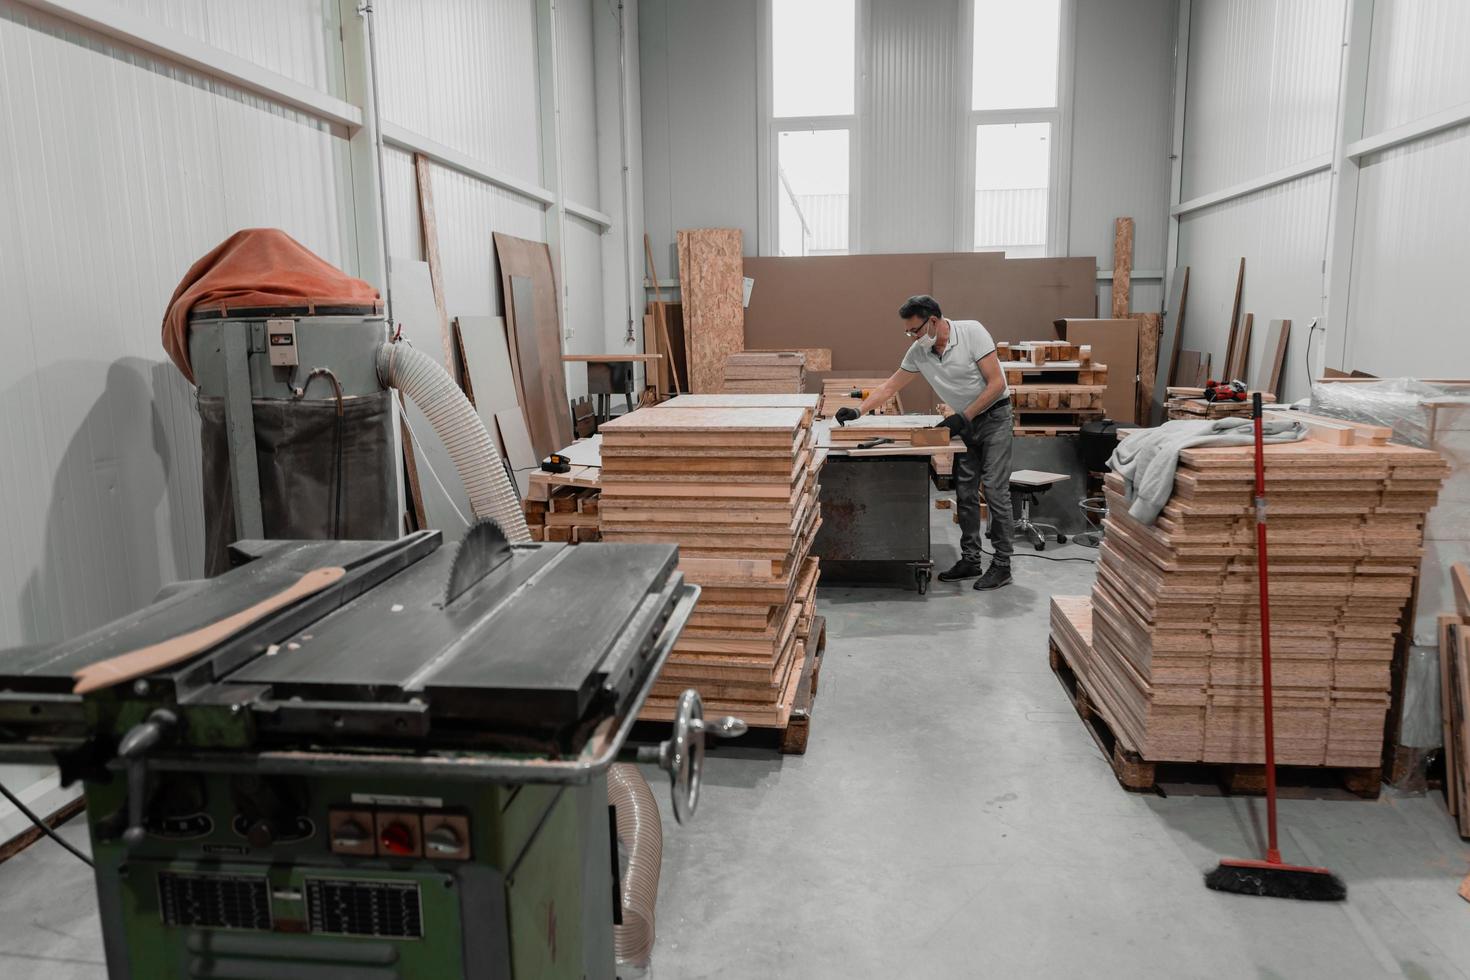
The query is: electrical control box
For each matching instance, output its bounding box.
[266,318,299,367]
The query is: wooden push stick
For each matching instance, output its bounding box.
[72,567,346,695]
[644,234,682,395]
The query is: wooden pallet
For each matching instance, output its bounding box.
[1048,636,1381,798]
[779,615,827,754]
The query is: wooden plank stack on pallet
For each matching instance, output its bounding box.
[1049,424,1447,793]
[819,377,902,418]
[722,351,806,394]
[1165,387,1277,420]
[997,342,1109,436]
[597,396,826,735]
[523,487,601,543]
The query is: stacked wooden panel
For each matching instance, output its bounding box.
[820,377,902,418]
[597,398,825,728]
[1068,436,1447,768]
[722,351,806,393]
[997,342,1109,435]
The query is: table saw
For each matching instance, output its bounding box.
[0,525,728,979]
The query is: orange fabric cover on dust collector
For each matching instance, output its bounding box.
[162,228,382,383]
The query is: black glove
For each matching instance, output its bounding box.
[935,413,967,436]
[835,406,860,425]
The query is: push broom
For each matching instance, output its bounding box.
[1204,394,1348,901]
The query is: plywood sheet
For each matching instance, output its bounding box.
[677,229,745,393]
[1135,312,1163,424]
[1226,313,1253,382]
[745,347,832,371]
[493,232,573,458]
[390,259,473,542]
[1254,319,1291,397]
[1157,267,1190,404]
[495,408,536,497]
[1054,318,1140,424]
[931,254,1097,344]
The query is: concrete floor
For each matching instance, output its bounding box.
[2,510,1468,979]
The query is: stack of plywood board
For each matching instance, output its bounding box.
[998,342,1108,436]
[825,414,952,449]
[597,395,825,730]
[1056,428,1446,772]
[820,377,902,418]
[722,351,806,393]
[1166,387,1276,420]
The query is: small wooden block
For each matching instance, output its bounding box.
[909,428,950,447]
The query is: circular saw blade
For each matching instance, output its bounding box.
[442,519,513,606]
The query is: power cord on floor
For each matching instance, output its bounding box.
[979,544,1097,564]
[0,779,93,868]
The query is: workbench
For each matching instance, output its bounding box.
[812,419,966,593]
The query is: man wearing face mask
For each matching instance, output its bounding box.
[833,294,1014,590]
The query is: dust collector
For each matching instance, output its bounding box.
[163,229,525,573]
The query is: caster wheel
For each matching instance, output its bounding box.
[1056,533,1068,544]
[916,571,930,594]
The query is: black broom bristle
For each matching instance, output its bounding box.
[1205,862,1347,902]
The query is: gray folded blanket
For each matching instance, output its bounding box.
[1108,417,1307,525]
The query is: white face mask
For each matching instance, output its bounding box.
[914,331,937,351]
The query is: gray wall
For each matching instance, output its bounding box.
[638,0,1176,315]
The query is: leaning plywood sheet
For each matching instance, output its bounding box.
[677,228,745,393]
[493,232,573,458]
[456,316,522,445]
[390,259,474,542]
[1135,312,1163,424]
[1253,319,1291,397]
[1053,318,1139,424]
[1156,268,1190,409]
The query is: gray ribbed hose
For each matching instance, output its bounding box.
[608,763,662,966]
[376,341,531,542]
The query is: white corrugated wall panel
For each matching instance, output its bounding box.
[1343,124,1470,374]
[0,0,348,648]
[1183,0,1344,199]
[107,0,345,94]
[561,215,607,399]
[557,0,600,207]
[861,0,963,253]
[376,0,542,184]
[1364,0,1470,136]
[1068,0,1174,314]
[1175,169,1331,401]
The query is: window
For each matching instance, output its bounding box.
[765,0,856,255]
[968,0,1065,255]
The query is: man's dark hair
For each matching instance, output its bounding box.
[899,294,942,321]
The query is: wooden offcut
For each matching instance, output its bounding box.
[1225,312,1253,382]
[1162,267,1191,391]
[677,228,745,394]
[1111,217,1134,319]
[1222,258,1245,377]
[413,154,455,372]
[1135,312,1163,424]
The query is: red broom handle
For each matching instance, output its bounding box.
[1252,393,1282,865]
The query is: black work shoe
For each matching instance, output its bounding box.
[938,560,984,582]
[972,564,1013,591]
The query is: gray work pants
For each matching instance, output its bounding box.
[954,402,1015,567]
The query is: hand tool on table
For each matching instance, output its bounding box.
[540,452,572,473]
[0,523,745,977]
[855,437,896,450]
[1204,394,1347,902]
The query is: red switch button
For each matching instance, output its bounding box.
[373,811,421,857]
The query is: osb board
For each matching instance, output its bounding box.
[1111,217,1134,319]
[493,233,573,457]
[1054,319,1139,424]
[677,229,745,393]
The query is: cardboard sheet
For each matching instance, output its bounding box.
[1054,318,1140,423]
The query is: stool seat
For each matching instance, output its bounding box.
[1010,469,1070,489]
[1007,470,1069,551]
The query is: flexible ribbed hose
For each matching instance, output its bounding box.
[608,763,662,966]
[377,341,531,542]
